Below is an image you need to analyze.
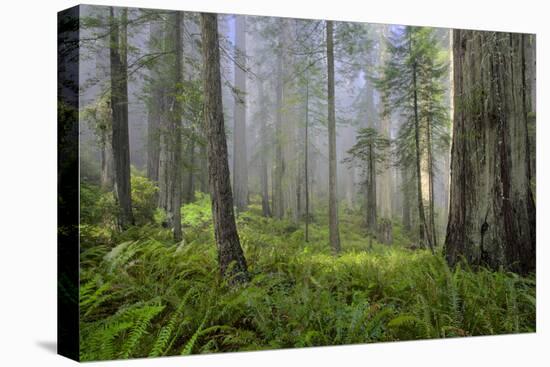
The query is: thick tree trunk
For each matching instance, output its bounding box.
[445,30,536,274]
[232,15,248,212]
[109,7,133,228]
[326,21,341,254]
[200,13,249,283]
[524,35,536,185]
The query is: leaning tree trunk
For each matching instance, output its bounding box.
[445,30,536,274]
[109,7,133,228]
[232,15,248,212]
[326,20,341,254]
[200,13,249,283]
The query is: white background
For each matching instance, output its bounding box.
[0,0,547,365]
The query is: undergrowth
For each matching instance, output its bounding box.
[79,180,536,361]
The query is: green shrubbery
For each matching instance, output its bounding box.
[130,174,159,226]
[79,186,536,361]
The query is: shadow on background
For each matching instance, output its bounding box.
[36,341,57,354]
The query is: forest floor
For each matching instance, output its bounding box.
[78,178,536,361]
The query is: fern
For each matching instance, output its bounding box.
[78,190,536,360]
[181,311,209,355]
[149,290,195,357]
[120,304,165,359]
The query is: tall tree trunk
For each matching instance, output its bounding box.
[524,35,536,187]
[410,31,432,251]
[304,75,310,242]
[146,103,161,182]
[146,22,163,182]
[427,114,437,248]
[402,167,411,231]
[109,7,133,228]
[200,13,249,283]
[199,138,208,193]
[184,139,196,203]
[232,15,248,212]
[273,27,285,219]
[171,12,183,241]
[158,12,183,241]
[100,127,114,190]
[378,25,392,219]
[366,144,377,231]
[258,80,271,217]
[445,30,536,274]
[326,21,341,254]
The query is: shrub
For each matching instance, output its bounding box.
[130,175,159,226]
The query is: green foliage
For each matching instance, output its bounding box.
[80,183,117,225]
[181,192,212,228]
[79,198,536,361]
[343,127,391,178]
[130,174,159,225]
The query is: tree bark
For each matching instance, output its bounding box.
[402,166,411,231]
[158,12,183,241]
[445,30,536,274]
[326,21,341,254]
[200,13,249,283]
[304,75,310,242]
[426,114,437,248]
[232,15,248,212]
[146,21,163,183]
[273,25,285,219]
[109,7,133,228]
[410,30,432,251]
[258,79,271,217]
[184,139,196,203]
[99,123,114,190]
[366,143,377,231]
[378,25,393,219]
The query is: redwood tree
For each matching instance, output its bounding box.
[200,13,249,283]
[109,7,133,228]
[445,30,536,274]
[326,20,341,254]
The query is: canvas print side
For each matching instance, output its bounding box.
[57,5,80,362]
